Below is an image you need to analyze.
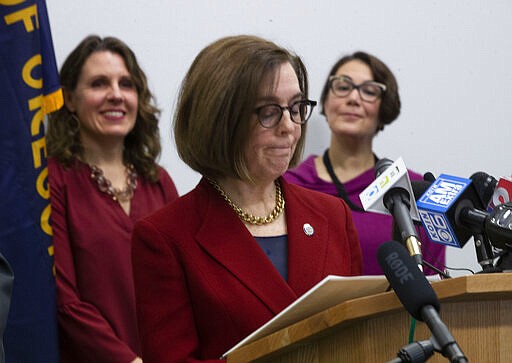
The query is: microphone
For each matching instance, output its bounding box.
[416,174,486,248]
[467,172,503,271]
[416,173,512,249]
[470,171,497,209]
[411,180,432,202]
[414,174,512,272]
[478,202,512,249]
[377,241,439,319]
[367,158,423,270]
[488,177,512,211]
[377,241,468,362]
[359,157,420,221]
[423,172,436,183]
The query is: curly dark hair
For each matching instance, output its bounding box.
[319,51,401,133]
[46,35,162,182]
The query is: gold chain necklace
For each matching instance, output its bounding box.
[207,178,285,225]
[89,164,138,202]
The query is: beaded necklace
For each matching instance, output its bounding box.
[207,178,285,225]
[89,164,138,202]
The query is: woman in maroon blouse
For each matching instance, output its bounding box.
[46,35,179,363]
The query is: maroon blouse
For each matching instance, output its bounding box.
[48,158,178,363]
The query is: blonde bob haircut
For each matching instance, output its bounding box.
[174,35,309,182]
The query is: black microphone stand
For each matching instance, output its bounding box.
[388,331,468,363]
[384,188,423,270]
[422,306,468,363]
[494,245,512,271]
[473,232,497,273]
[392,220,450,278]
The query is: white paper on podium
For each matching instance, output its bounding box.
[222,275,389,358]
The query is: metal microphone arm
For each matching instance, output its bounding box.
[421,306,468,363]
[384,187,423,271]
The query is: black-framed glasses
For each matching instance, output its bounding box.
[329,76,386,103]
[254,99,317,128]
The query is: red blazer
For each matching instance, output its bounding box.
[132,177,362,362]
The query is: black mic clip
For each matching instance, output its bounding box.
[389,333,468,363]
[388,339,435,363]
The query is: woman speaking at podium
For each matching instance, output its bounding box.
[131,35,363,362]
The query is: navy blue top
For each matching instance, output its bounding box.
[254,235,288,281]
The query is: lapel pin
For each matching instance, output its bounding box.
[303,223,314,236]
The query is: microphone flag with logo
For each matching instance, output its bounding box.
[359,157,420,221]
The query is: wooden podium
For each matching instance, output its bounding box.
[226,273,512,362]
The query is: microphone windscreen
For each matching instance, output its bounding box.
[411,180,432,201]
[470,171,497,207]
[375,158,394,178]
[423,172,436,182]
[377,241,440,321]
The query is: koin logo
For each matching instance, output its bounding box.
[419,210,457,247]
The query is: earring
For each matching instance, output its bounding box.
[71,112,80,129]
[69,113,81,134]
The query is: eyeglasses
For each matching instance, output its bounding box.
[329,76,386,103]
[254,99,317,128]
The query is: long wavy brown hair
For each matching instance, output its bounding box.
[46,35,162,182]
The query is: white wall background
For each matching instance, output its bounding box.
[46,0,512,276]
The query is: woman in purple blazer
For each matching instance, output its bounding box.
[284,51,446,275]
[131,35,363,363]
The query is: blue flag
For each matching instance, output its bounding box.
[0,0,62,362]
